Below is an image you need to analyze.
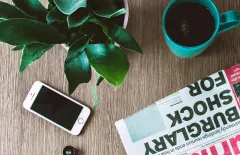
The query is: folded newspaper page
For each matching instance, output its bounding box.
[116,64,240,155]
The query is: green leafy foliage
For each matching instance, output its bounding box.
[79,23,109,43]
[20,43,54,72]
[0,18,6,22]
[65,51,91,95]
[88,18,112,41]
[65,36,92,94]
[0,1,35,19]
[48,0,55,6]
[97,76,104,86]
[65,32,85,47]
[107,23,143,54]
[54,0,87,15]
[12,0,47,19]
[90,0,126,18]
[65,36,92,62]
[46,7,67,24]
[48,0,56,10]
[0,19,66,45]
[51,21,69,37]
[86,44,129,87]
[12,46,24,51]
[0,0,143,108]
[67,8,91,28]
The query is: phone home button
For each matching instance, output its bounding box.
[78,118,84,124]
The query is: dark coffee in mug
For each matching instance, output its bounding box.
[165,2,215,47]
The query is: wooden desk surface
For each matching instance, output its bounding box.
[0,0,239,154]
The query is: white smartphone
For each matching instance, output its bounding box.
[23,81,91,136]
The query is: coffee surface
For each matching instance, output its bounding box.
[165,2,215,47]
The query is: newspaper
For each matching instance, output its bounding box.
[116,64,240,155]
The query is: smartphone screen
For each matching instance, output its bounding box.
[30,86,83,130]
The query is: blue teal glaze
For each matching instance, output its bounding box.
[219,11,240,34]
[162,0,240,58]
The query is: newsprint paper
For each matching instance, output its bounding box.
[116,64,240,155]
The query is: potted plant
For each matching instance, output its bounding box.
[0,0,143,108]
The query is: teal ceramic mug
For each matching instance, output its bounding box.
[162,0,240,58]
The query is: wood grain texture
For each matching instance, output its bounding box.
[0,0,240,154]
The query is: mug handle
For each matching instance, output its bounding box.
[218,10,240,34]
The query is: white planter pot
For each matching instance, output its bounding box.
[123,0,130,29]
[62,0,129,50]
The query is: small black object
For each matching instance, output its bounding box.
[63,146,76,155]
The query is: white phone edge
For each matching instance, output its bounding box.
[23,81,91,136]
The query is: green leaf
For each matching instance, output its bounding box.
[12,46,24,51]
[20,43,54,73]
[65,32,85,47]
[67,8,91,28]
[12,0,47,19]
[53,0,87,15]
[0,1,35,19]
[92,75,103,110]
[49,0,55,6]
[65,36,92,94]
[0,18,6,22]
[90,0,126,18]
[65,51,91,95]
[88,18,112,41]
[110,8,126,17]
[86,44,129,87]
[0,19,67,45]
[51,21,69,37]
[108,14,125,26]
[79,23,109,43]
[65,35,92,62]
[111,0,125,9]
[48,0,55,9]
[97,76,104,86]
[46,7,67,24]
[107,23,143,54]
[48,4,54,10]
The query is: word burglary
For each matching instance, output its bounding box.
[144,72,240,155]
[145,90,239,155]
